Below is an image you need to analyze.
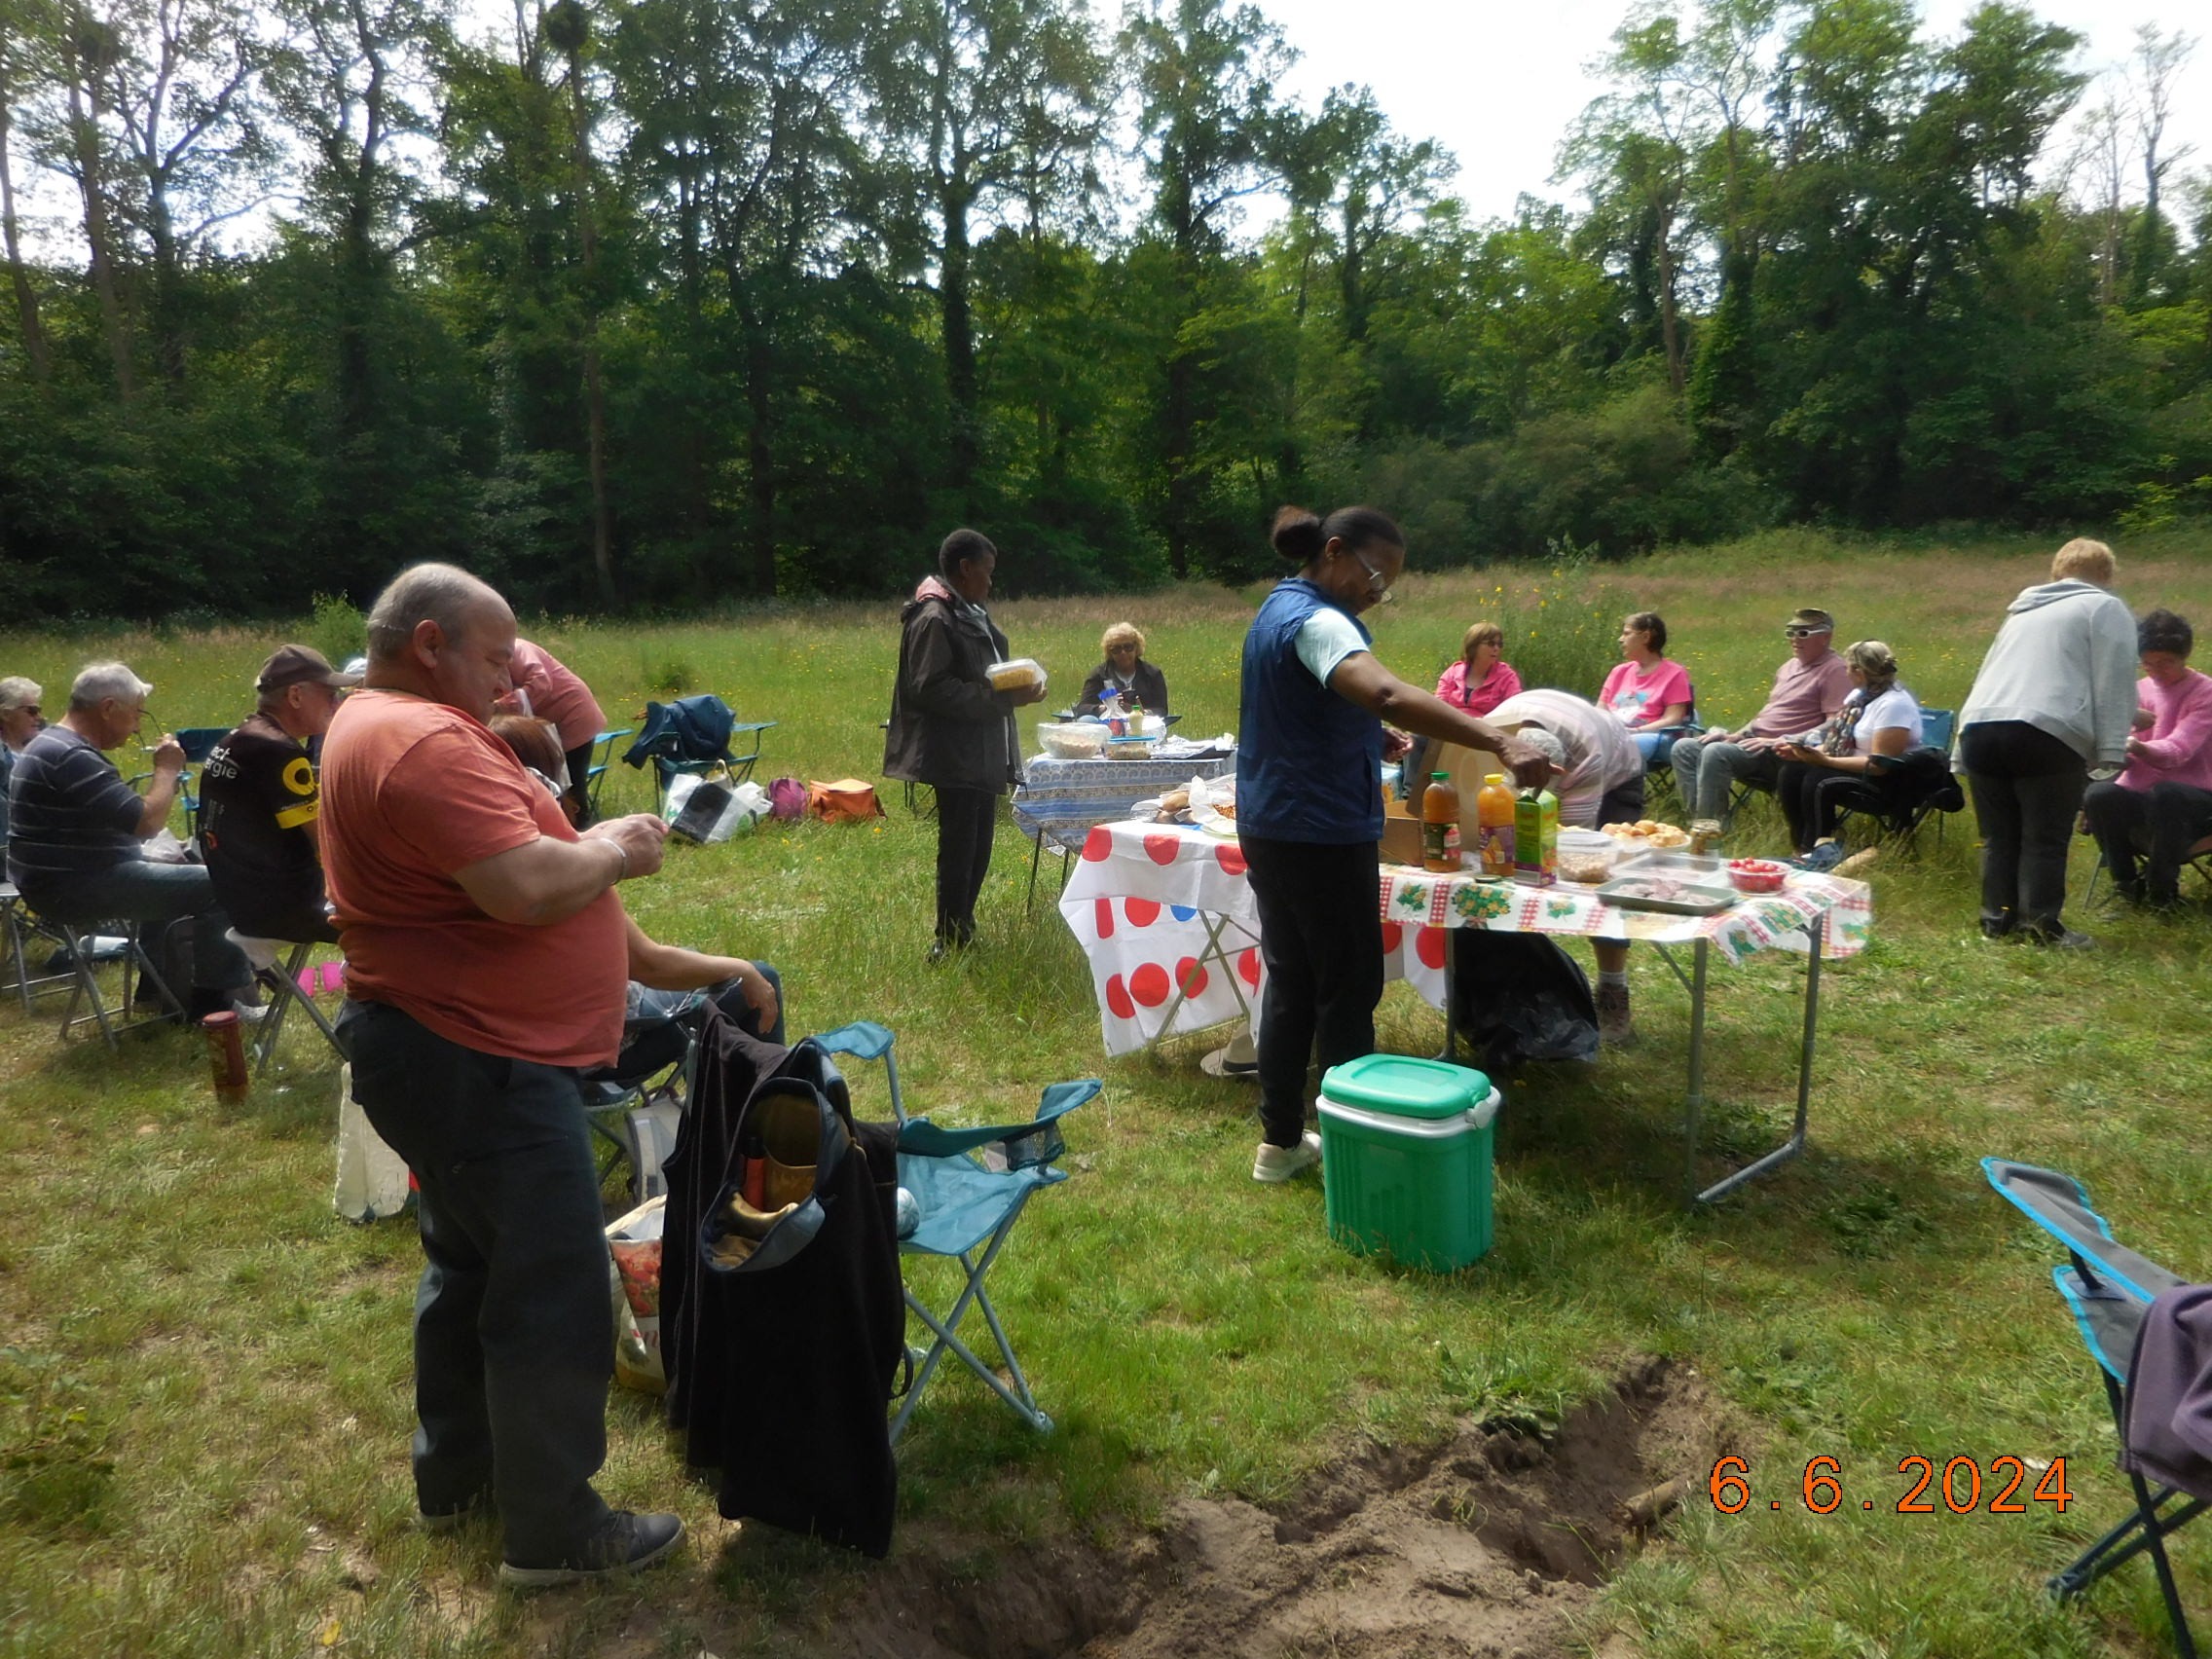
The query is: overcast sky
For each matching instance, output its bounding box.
[1251,0,2208,226]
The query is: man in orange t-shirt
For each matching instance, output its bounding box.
[322,563,683,1588]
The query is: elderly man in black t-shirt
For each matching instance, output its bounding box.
[200,645,359,945]
[7,660,255,1020]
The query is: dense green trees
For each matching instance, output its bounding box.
[0,0,2205,615]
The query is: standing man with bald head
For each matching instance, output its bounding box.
[320,563,683,1586]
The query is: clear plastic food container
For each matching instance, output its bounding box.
[987,657,1046,691]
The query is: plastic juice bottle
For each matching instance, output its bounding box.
[1419,771,1463,872]
[1477,773,1516,878]
[1513,786,1559,886]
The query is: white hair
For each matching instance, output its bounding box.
[68,662,153,711]
[365,563,503,662]
[0,676,40,712]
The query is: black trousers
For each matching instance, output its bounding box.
[2083,779,2212,901]
[1775,759,1874,851]
[563,739,596,827]
[933,786,998,944]
[338,999,614,1562]
[1960,720,2087,939]
[1241,834,1383,1149]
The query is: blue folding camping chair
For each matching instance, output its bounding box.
[816,1021,1100,1444]
[622,694,775,802]
[1985,1159,2204,1658]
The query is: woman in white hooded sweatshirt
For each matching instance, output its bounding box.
[1957,538,2137,947]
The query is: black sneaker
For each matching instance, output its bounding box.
[499,1510,684,1589]
[419,1487,494,1533]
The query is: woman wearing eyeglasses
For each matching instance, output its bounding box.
[1434,621,1521,718]
[1235,505,1550,1185]
[0,677,43,845]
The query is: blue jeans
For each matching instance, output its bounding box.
[337,999,615,1562]
[22,859,251,994]
[1670,735,1783,823]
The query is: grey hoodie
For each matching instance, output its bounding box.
[1959,578,2137,765]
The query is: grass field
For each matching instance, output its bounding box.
[3,527,2210,1657]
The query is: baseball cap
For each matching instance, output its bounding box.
[256,645,362,694]
[1783,608,1834,634]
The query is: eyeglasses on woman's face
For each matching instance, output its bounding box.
[1352,547,1397,604]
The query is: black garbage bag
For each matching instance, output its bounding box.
[1450,931,1600,1070]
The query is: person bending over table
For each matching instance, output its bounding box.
[1075,622,1169,719]
[1599,611,1694,762]
[1488,687,1646,1044]
[1433,620,1521,718]
[1770,641,1923,871]
[2081,608,2212,912]
[1238,505,1550,1185]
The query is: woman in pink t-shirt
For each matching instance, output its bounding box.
[1597,611,1694,762]
[1434,621,1522,718]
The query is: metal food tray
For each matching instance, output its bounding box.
[1596,851,1738,915]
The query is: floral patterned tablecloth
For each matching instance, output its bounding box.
[1058,819,1871,1056]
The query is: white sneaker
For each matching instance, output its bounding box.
[1252,1131,1322,1183]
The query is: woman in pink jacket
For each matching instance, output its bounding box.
[495,640,608,825]
[2080,608,2212,910]
[1433,621,1521,718]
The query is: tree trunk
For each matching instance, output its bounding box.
[64,25,133,400]
[0,60,51,382]
[1653,202,1684,395]
[740,296,777,594]
[566,46,616,605]
[940,175,978,505]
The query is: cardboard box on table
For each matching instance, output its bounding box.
[1381,740,1507,868]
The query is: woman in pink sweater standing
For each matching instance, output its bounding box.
[2081,608,2212,911]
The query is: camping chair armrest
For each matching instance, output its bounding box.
[815,1020,896,1063]
[898,1079,1101,1163]
[730,720,776,736]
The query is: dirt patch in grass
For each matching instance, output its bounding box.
[826,1356,1723,1659]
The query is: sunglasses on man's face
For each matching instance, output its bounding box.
[1784,626,1827,640]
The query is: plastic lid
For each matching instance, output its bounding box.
[1431,770,1449,780]
[1484,773,1505,783]
[1319,1053,1493,1119]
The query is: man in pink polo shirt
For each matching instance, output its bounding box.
[2081,608,2212,910]
[1670,607,1855,824]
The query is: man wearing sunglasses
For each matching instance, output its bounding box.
[1670,608,1855,825]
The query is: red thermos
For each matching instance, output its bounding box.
[202,1010,249,1105]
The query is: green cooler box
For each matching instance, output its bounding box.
[1317,1054,1499,1272]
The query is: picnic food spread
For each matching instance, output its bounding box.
[1601,818,1692,849]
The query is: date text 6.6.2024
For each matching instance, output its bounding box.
[1709,1456,2073,1515]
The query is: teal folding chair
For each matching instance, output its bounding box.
[584,727,633,821]
[816,1021,1099,1443]
[175,726,228,839]
[1985,1159,2204,1658]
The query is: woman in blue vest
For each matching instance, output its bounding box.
[1238,506,1551,1183]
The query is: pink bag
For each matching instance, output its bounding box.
[766,777,808,821]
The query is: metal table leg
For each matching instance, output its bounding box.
[1689,915,1823,1205]
[1137,910,1253,1053]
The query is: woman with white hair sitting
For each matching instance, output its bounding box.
[1772,640,1924,872]
[1076,622,1169,718]
[0,676,44,846]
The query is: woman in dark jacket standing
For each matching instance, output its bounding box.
[883,529,1048,960]
[1238,505,1550,1183]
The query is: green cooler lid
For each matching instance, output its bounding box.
[1319,1053,1493,1120]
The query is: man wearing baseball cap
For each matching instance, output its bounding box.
[1670,608,1855,824]
[199,645,361,945]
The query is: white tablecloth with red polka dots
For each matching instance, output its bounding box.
[1058,820,1871,1056]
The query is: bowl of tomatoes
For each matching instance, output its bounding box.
[1727,857,1789,895]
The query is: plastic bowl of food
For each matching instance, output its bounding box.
[1726,858,1789,895]
[1037,721,1106,759]
[1107,734,1155,760]
[987,656,1046,692]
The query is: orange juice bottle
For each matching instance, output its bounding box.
[1477,773,1516,878]
[1419,771,1462,872]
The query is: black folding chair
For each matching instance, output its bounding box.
[1831,744,1966,853]
[1985,1159,2204,1658]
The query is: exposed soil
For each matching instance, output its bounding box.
[830,1356,1725,1659]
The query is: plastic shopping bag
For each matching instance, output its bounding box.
[664,769,768,843]
[608,1196,667,1394]
[333,1062,413,1223]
